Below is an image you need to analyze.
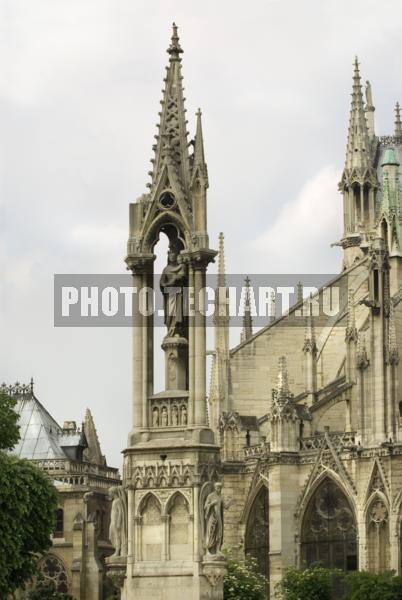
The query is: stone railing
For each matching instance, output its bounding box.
[243,442,270,459]
[300,431,356,452]
[32,459,120,488]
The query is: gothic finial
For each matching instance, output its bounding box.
[395,102,402,138]
[303,310,317,354]
[30,377,34,393]
[365,80,375,137]
[218,232,226,288]
[296,281,303,304]
[193,108,207,182]
[167,22,183,60]
[343,57,371,172]
[241,277,253,342]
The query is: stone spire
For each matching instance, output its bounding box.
[83,408,106,466]
[241,276,253,342]
[192,109,208,186]
[344,58,371,172]
[217,231,226,289]
[395,102,402,138]
[210,232,230,429]
[365,80,375,138]
[303,311,317,354]
[148,23,190,192]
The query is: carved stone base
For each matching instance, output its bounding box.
[105,555,127,590]
[161,335,188,390]
[201,558,227,600]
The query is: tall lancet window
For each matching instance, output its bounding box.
[301,478,357,571]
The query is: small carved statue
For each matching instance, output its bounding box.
[172,405,179,426]
[160,249,186,337]
[181,404,187,425]
[161,406,168,427]
[204,482,225,558]
[108,486,128,557]
[152,407,159,427]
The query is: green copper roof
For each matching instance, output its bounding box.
[381,147,400,167]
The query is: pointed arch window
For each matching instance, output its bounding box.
[301,478,357,571]
[245,486,269,579]
[53,508,64,538]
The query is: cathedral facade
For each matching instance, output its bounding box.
[108,24,402,600]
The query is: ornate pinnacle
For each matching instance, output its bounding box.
[395,102,402,138]
[345,289,358,343]
[388,303,399,365]
[167,22,183,60]
[218,232,226,288]
[343,57,372,173]
[241,277,253,342]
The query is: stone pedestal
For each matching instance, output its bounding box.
[161,336,188,391]
[105,556,127,594]
[200,558,227,600]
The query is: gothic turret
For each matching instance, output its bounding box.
[340,59,378,267]
[269,357,300,452]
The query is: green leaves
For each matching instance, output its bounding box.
[275,566,402,600]
[0,391,21,450]
[0,452,58,597]
[345,571,402,600]
[224,555,268,600]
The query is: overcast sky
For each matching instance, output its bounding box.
[1,0,402,469]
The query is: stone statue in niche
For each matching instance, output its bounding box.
[181,404,187,425]
[152,407,159,427]
[109,486,128,557]
[201,482,226,559]
[161,406,168,427]
[160,249,186,337]
[172,404,179,426]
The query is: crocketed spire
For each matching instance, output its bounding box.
[148,23,190,192]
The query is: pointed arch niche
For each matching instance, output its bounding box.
[301,477,357,571]
[245,486,269,579]
[139,494,162,561]
[366,495,390,572]
[167,492,192,560]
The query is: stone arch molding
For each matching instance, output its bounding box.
[136,488,192,517]
[295,432,357,522]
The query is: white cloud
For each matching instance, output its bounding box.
[251,166,343,273]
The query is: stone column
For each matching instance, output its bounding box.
[194,266,207,426]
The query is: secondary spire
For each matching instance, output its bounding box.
[344,57,371,171]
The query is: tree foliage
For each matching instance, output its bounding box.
[345,571,402,600]
[224,555,267,600]
[0,390,21,450]
[275,564,343,600]
[0,392,58,597]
